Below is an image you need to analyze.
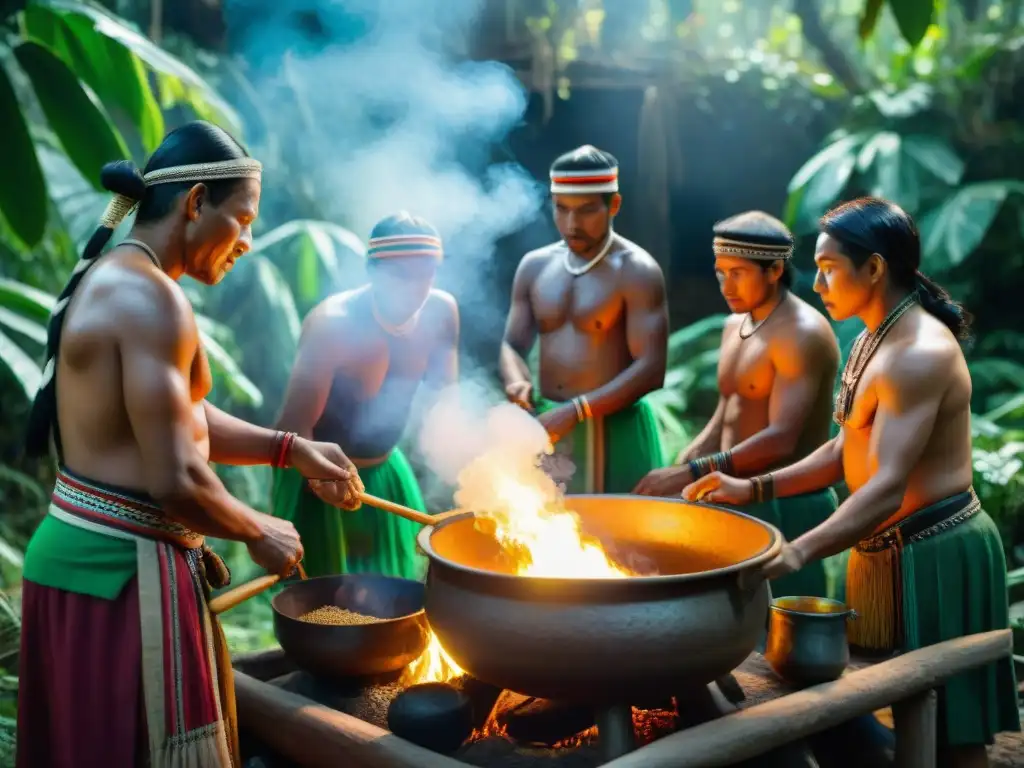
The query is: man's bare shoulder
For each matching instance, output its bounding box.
[783,294,840,357]
[425,288,459,320]
[617,241,666,296]
[303,288,363,331]
[882,319,964,402]
[81,252,194,350]
[519,243,562,272]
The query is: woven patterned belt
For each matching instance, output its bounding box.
[52,468,204,550]
[857,488,981,554]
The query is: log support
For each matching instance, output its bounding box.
[892,689,938,768]
[234,630,1012,768]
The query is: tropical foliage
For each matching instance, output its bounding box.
[0,1,1022,758]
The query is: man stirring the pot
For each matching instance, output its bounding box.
[273,211,459,580]
[634,210,841,600]
[17,122,362,768]
[684,198,1019,766]
[500,145,668,492]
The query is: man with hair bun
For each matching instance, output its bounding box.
[500,144,668,493]
[17,121,362,768]
[273,211,459,580]
[635,210,841,600]
[685,197,1020,765]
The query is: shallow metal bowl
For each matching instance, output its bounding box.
[271,573,431,680]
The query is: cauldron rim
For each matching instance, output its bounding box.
[416,493,783,589]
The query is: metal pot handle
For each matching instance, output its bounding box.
[847,608,859,621]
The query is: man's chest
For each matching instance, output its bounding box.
[530,260,625,334]
[718,332,774,400]
[838,353,886,431]
[340,333,433,399]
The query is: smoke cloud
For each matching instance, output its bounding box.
[229,0,543,330]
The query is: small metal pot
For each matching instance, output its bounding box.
[764,596,858,687]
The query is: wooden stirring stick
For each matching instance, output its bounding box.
[209,559,308,615]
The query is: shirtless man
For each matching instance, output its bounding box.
[274,212,458,580]
[17,122,361,768]
[500,145,668,492]
[634,210,841,598]
[684,198,1019,766]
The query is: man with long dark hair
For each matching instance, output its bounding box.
[17,121,363,768]
[684,197,1019,765]
[634,210,841,599]
[500,145,668,493]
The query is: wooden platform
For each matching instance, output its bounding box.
[235,629,1018,768]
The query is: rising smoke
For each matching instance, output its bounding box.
[230,0,543,331]
[228,0,549,503]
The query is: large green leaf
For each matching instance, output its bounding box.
[0,328,42,399]
[854,132,962,213]
[24,4,164,152]
[0,306,46,345]
[0,279,55,323]
[14,40,129,190]
[197,326,264,409]
[888,0,935,48]
[920,182,1023,266]
[785,133,866,234]
[37,0,241,136]
[251,220,367,309]
[901,134,964,187]
[0,59,46,247]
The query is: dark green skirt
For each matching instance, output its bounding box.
[536,396,665,494]
[847,497,1020,746]
[270,448,428,581]
[733,488,839,599]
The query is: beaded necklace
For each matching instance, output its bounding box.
[833,293,918,426]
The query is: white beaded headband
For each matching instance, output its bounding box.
[100,158,263,229]
[712,236,793,261]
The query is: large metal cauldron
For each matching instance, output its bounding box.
[416,495,782,704]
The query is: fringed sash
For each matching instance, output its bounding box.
[846,488,981,653]
[49,468,239,767]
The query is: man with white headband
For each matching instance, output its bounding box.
[500,145,668,493]
[635,210,841,599]
[18,121,362,768]
[273,211,458,580]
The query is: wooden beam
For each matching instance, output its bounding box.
[601,630,1012,768]
[893,689,938,768]
[234,671,475,768]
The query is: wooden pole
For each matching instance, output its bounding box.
[234,671,475,768]
[601,630,1011,768]
[892,689,938,768]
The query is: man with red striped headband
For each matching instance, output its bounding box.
[273,212,459,579]
[500,145,669,492]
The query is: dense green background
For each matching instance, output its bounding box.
[1,0,1022,760]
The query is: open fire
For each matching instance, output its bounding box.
[406,404,645,687]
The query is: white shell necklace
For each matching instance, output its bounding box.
[562,229,615,277]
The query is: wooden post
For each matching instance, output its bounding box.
[892,689,938,768]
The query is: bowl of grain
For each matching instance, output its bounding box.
[271,573,431,680]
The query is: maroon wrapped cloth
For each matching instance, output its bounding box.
[17,539,236,767]
[17,577,147,767]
